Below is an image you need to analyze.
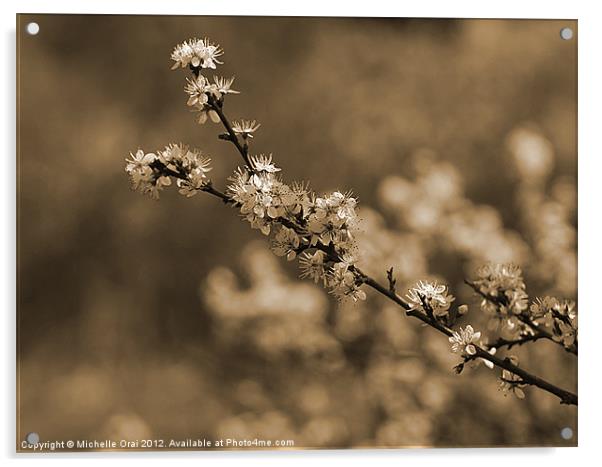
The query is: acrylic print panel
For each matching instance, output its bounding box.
[16,15,577,451]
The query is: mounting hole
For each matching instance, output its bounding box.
[26,22,40,35]
[560,427,573,440]
[560,27,573,41]
[25,432,40,445]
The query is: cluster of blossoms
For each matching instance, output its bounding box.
[172,38,239,125]
[171,37,223,70]
[530,296,578,350]
[471,263,530,335]
[227,157,365,301]
[125,144,212,199]
[227,156,305,234]
[473,263,529,315]
[470,263,578,353]
[405,280,455,318]
[299,192,364,301]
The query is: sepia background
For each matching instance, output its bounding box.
[17,15,577,449]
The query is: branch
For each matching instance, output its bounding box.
[180,71,578,407]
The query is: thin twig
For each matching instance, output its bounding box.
[207,95,252,169]
[487,334,545,350]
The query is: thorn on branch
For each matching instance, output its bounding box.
[418,292,435,321]
[218,133,234,141]
[386,267,396,294]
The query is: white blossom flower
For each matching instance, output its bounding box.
[406,280,455,317]
[314,191,357,222]
[251,154,281,173]
[193,103,220,125]
[530,296,577,349]
[147,175,172,200]
[125,145,212,200]
[170,37,223,70]
[183,75,234,125]
[240,175,273,218]
[189,76,240,103]
[170,41,195,69]
[184,76,220,124]
[473,263,529,318]
[232,119,261,139]
[125,149,157,190]
[185,76,210,107]
[269,183,304,219]
[299,250,328,285]
[307,191,358,248]
[474,263,526,298]
[505,289,529,315]
[288,181,313,216]
[226,160,310,237]
[160,143,211,172]
[530,296,557,327]
[449,325,481,357]
[227,168,279,234]
[211,76,239,97]
[159,144,213,197]
[125,149,171,199]
[327,257,366,302]
[193,38,223,69]
[308,217,340,246]
[271,226,301,261]
[499,368,526,399]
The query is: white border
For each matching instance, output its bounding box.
[2,1,601,466]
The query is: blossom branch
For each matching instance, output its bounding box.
[125,36,578,408]
[465,280,578,356]
[356,274,576,405]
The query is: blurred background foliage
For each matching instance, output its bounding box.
[18,15,576,448]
